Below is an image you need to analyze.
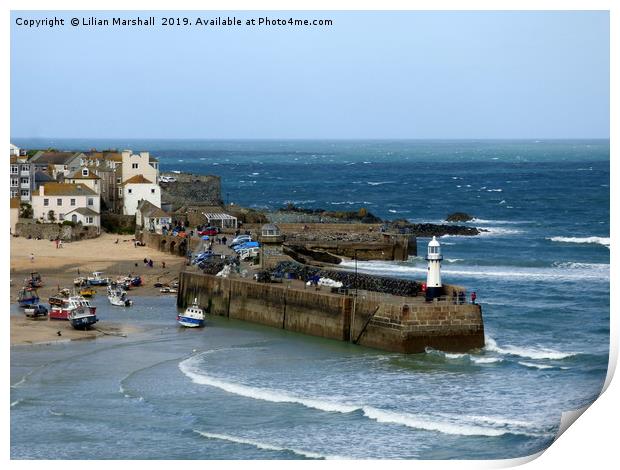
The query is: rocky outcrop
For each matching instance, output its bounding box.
[446,212,474,222]
[160,174,222,210]
[388,220,485,237]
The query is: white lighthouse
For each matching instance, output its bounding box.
[425,236,443,300]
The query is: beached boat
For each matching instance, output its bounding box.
[24,304,48,319]
[74,276,88,287]
[88,272,110,286]
[17,287,40,307]
[177,298,205,328]
[49,295,96,320]
[67,306,98,330]
[159,287,178,294]
[107,287,133,307]
[80,286,97,297]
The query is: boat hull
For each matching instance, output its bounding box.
[69,315,98,330]
[177,315,204,328]
[49,308,71,320]
[18,297,40,307]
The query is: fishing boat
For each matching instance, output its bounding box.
[79,286,97,297]
[67,306,98,330]
[74,276,88,287]
[88,271,110,286]
[107,287,133,307]
[177,298,205,328]
[17,287,40,307]
[24,304,48,319]
[49,295,96,320]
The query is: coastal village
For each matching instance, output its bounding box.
[10,142,484,352]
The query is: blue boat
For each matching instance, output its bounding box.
[177,298,205,328]
[17,287,40,307]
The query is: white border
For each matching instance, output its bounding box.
[2,1,616,469]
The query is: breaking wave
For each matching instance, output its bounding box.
[194,431,335,459]
[548,236,610,248]
[485,336,576,361]
[338,260,609,282]
[180,354,541,438]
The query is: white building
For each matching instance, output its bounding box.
[9,155,33,202]
[32,182,100,229]
[122,175,161,216]
[10,143,20,156]
[425,236,443,300]
[66,167,102,195]
[121,150,159,183]
[29,151,84,179]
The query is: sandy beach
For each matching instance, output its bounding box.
[10,233,187,345]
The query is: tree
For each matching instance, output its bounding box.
[19,203,33,219]
[47,210,56,222]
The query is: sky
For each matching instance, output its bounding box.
[10,10,610,139]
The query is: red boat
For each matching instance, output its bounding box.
[49,295,96,320]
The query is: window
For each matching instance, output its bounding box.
[86,216,94,224]
[87,198,94,206]
[151,188,155,194]
[118,188,122,196]
[128,189,132,194]
[82,169,88,176]
[59,213,64,221]
[21,165,29,172]
[21,190,29,197]
[116,177,121,184]
[10,165,18,175]
[70,199,76,206]
[10,190,18,198]
[11,177,18,187]
[132,163,139,169]
[44,199,49,206]
[20,178,29,184]
[57,198,62,206]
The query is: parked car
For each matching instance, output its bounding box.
[198,227,219,236]
[159,176,177,183]
[230,235,252,247]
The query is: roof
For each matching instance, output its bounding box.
[262,223,280,231]
[10,197,20,209]
[30,151,81,165]
[10,155,17,163]
[67,168,101,180]
[137,200,169,218]
[40,183,97,196]
[34,171,55,183]
[83,151,123,162]
[123,175,153,185]
[203,212,237,221]
[65,207,100,216]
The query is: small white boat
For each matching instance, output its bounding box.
[177,298,204,328]
[160,287,178,294]
[88,272,110,286]
[107,287,133,307]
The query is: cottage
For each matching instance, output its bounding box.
[66,167,102,195]
[32,182,100,230]
[29,151,84,178]
[136,199,172,234]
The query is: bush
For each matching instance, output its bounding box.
[62,221,76,227]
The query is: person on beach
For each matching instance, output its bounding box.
[55,239,59,249]
[58,240,63,248]
[30,253,34,263]
[162,261,166,269]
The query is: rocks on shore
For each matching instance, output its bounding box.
[446,212,475,222]
[388,219,485,237]
[261,261,421,297]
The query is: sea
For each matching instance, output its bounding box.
[10,139,610,460]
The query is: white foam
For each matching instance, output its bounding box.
[338,259,609,282]
[548,236,610,248]
[361,407,507,437]
[194,431,335,459]
[518,362,554,370]
[485,336,576,360]
[11,399,23,407]
[366,181,394,186]
[471,357,503,364]
[179,356,358,414]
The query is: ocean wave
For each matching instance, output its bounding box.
[485,336,576,360]
[338,260,609,282]
[425,348,503,365]
[366,181,395,186]
[517,361,570,370]
[548,236,610,248]
[444,258,464,263]
[194,431,336,459]
[180,355,534,437]
[11,399,23,408]
[48,409,65,416]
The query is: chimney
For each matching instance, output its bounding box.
[39,185,45,196]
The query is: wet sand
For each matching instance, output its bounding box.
[10,233,187,345]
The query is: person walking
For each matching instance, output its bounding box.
[30,252,34,263]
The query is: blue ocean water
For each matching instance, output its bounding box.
[10,139,610,459]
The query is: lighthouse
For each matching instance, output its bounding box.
[425,236,443,300]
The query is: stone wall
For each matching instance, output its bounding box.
[140,231,202,257]
[101,213,136,234]
[14,221,99,241]
[177,271,485,353]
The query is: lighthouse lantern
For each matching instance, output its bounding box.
[425,236,443,300]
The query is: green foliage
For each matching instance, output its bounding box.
[19,202,33,219]
[47,210,56,222]
[62,220,76,227]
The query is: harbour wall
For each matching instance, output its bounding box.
[177,271,485,353]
